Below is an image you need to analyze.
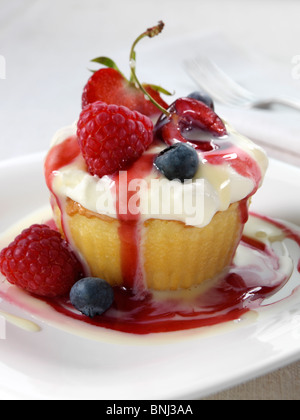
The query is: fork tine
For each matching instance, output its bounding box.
[195,59,255,105]
[185,59,249,105]
[184,58,256,106]
[184,59,230,104]
[185,58,300,111]
[184,59,241,105]
[196,59,255,98]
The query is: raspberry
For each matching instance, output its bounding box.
[0,224,82,298]
[77,101,153,178]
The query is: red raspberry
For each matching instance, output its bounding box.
[0,224,82,298]
[77,101,153,178]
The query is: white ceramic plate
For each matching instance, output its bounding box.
[0,153,300,400]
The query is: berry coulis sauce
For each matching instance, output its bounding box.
[40,213,298,335]
[35,134,300,336]
[43,244,293,335]
[1,213,299,337]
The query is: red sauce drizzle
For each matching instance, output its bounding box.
[112,154,154,289]
[38,213,300,335]
[42,228,293,335]
[252,213,300,270]
[1,217,298,336]
[44,135,81,192]
[203,145,262,195]
[44,135,82,246]
[44,135,263,288]
[39,134,297,336]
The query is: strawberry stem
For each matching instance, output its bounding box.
[129,21,170,117]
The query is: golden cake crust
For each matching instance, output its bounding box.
[53,197,244,290]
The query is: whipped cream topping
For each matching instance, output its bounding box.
[46,121,268,228]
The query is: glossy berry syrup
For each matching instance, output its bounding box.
[38,215,300,335]
[0,212,298,337]
[38,213,298,335]
[38,133,299,336]
[112,153,155,291]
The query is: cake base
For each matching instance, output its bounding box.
[53,198,244,291]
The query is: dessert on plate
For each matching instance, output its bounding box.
[0,22,278,335]
[45,22,267,293]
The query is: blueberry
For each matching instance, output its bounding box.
[187,91,214,110]
[70,277,114,318]
[154,143,199,182]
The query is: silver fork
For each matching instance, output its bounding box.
[184,58,300,111]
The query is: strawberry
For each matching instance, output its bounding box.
[77,101,153,178]
[81,21,170,118]
[154,97,227,151]
[82,67,169,118]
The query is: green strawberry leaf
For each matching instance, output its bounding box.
[89,57,126,79]
[146,84,174,96]
[91,56,120,70]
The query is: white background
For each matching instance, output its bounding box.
[0,0,300,161]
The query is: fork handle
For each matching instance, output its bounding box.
[255,96,300,111]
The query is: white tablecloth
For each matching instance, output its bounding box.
[0,0,300,400]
